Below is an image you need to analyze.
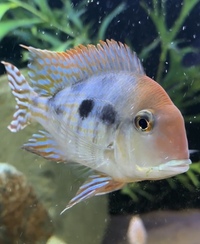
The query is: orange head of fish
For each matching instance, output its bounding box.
[114,75,191,182]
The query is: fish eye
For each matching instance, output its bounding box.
[134,110,154,132]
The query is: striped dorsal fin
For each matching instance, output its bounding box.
[22,39,145,96]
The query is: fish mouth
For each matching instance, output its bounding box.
[130,159,191,182]
[142,159,192,180]
[158,159,191,174]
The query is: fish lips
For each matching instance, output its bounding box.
[158,158,192,175]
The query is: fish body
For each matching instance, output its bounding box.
[2,40,191,211]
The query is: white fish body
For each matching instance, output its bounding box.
[2,40,191,211]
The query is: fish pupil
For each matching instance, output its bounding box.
[78,99,94,119]
[139,118,148,130]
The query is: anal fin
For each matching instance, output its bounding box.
[22,130,65,162]
[61,173,125,213]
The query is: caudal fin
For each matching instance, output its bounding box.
[2,61,33,132]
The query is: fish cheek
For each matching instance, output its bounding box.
[153,112,187,161]
[148,115,169,159]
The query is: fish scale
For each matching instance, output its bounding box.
[50,87,114,149]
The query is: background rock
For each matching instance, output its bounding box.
[0,163,53,243]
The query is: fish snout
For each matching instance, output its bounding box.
[155,107,190,162]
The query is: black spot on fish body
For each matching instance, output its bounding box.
[78,99,94,119]
[100,104,117,125]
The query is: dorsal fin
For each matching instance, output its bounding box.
[21,39,145,96]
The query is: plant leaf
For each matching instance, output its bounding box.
[0,19,42,41]
[98,3,125,40]
[0,2,18,20]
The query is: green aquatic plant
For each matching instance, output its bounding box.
[140,0,200,122]
[123,0,200,205]
[141,0,199,80]
[0,0,125,50]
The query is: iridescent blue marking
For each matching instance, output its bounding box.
[45,58,51,64]
[23,130,65,160]
[38,59,45,65]
[38,79,50,85]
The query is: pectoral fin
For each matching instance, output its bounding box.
[61,173,125,213]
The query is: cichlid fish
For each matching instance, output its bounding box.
[2,40,191,212]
